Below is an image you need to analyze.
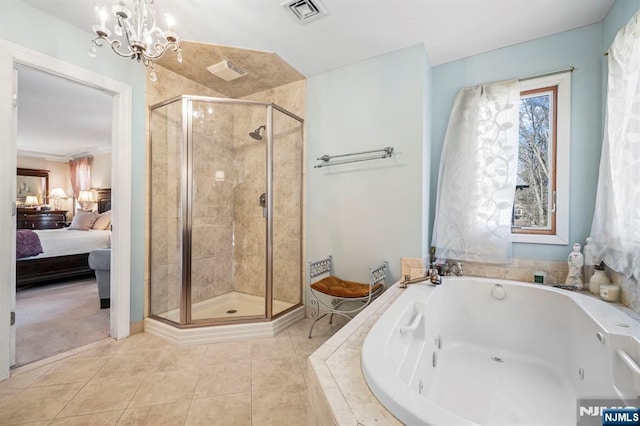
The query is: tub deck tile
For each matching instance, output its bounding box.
[307,284,404,425]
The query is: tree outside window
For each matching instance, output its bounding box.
[513,86,557,235]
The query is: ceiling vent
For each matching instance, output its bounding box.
[206,60,247,82]
[282,0,328,24]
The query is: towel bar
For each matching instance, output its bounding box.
[314,146,394,168]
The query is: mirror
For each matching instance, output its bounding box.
[16,168,49,206]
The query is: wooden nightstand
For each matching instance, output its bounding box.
[16,209,68,230]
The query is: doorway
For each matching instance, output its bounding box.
[14,65,113,366]
[0,41,133,380]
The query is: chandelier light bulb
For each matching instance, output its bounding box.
[164,13,175,32]
[98,7,108,30]
[88,42,98,58]
[114,24,123,36]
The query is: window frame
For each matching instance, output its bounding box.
[511,71,571,245]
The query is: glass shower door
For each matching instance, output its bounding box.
[149,99,184,323]
[190,101,269,321]
[272,108,303,316]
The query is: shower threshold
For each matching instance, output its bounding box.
[145,293,305,345]
[157,291,295,322]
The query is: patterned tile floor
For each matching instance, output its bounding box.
[0,317,346,425]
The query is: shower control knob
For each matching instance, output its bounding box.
[259,193,266,207]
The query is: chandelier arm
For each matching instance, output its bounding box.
[142,41,178,61]
[92,37,105,48]
[106,39,137,60]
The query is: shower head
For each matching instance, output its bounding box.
[249,125,266,140]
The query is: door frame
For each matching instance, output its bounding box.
[0,40,132,380]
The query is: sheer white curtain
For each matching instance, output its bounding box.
[588,10,640,279]
[432,80,520,264]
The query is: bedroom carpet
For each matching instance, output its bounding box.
[15,278,109,367]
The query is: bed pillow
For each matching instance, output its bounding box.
[16,230,43,258]
[92,210,111,230]
[68,209,97,231]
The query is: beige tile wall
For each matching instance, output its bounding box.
[234,81,306,306]
[401,257,569,285]
[191,103,236,303]
[231,103,268,299]
[609,270,640,314]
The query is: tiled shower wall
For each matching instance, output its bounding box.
[231,103,268,298]
[233,81,306,306]
[191,103,236,304]
[146,66,306,317]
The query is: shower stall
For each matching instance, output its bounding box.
[148,96,304,330]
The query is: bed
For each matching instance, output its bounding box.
[16,188,111,289]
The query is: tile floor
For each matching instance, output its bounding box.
[0,317,346,425]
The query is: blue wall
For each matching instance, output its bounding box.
[306,44,430,282]
[1,1,146,323]
[604,0,640,47]
[422,48,433,259]
[431,24,604,261]
[601,1,640,116]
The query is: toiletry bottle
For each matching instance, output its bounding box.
[600,281,620,302]
[589,262,610,295]
[566,243,584,290]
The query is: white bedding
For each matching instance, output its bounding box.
[18,228,110,260]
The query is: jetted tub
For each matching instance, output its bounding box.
[362,277,640,425]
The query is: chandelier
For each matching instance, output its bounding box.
[89,0,183,81]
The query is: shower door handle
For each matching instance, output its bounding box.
[259,193,267,217]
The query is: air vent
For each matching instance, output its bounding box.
[281,0,328,24]
[206,60,247,82]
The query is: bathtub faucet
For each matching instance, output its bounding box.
[429,264,442,285]
[399,273,432,288]
[399,262,451,288]
[447,261,464,277]
[436,260,463,277]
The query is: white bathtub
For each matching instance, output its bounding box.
[362,277,640,426]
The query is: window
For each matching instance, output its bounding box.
[512,86,556,233]
[511,72,570,245]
